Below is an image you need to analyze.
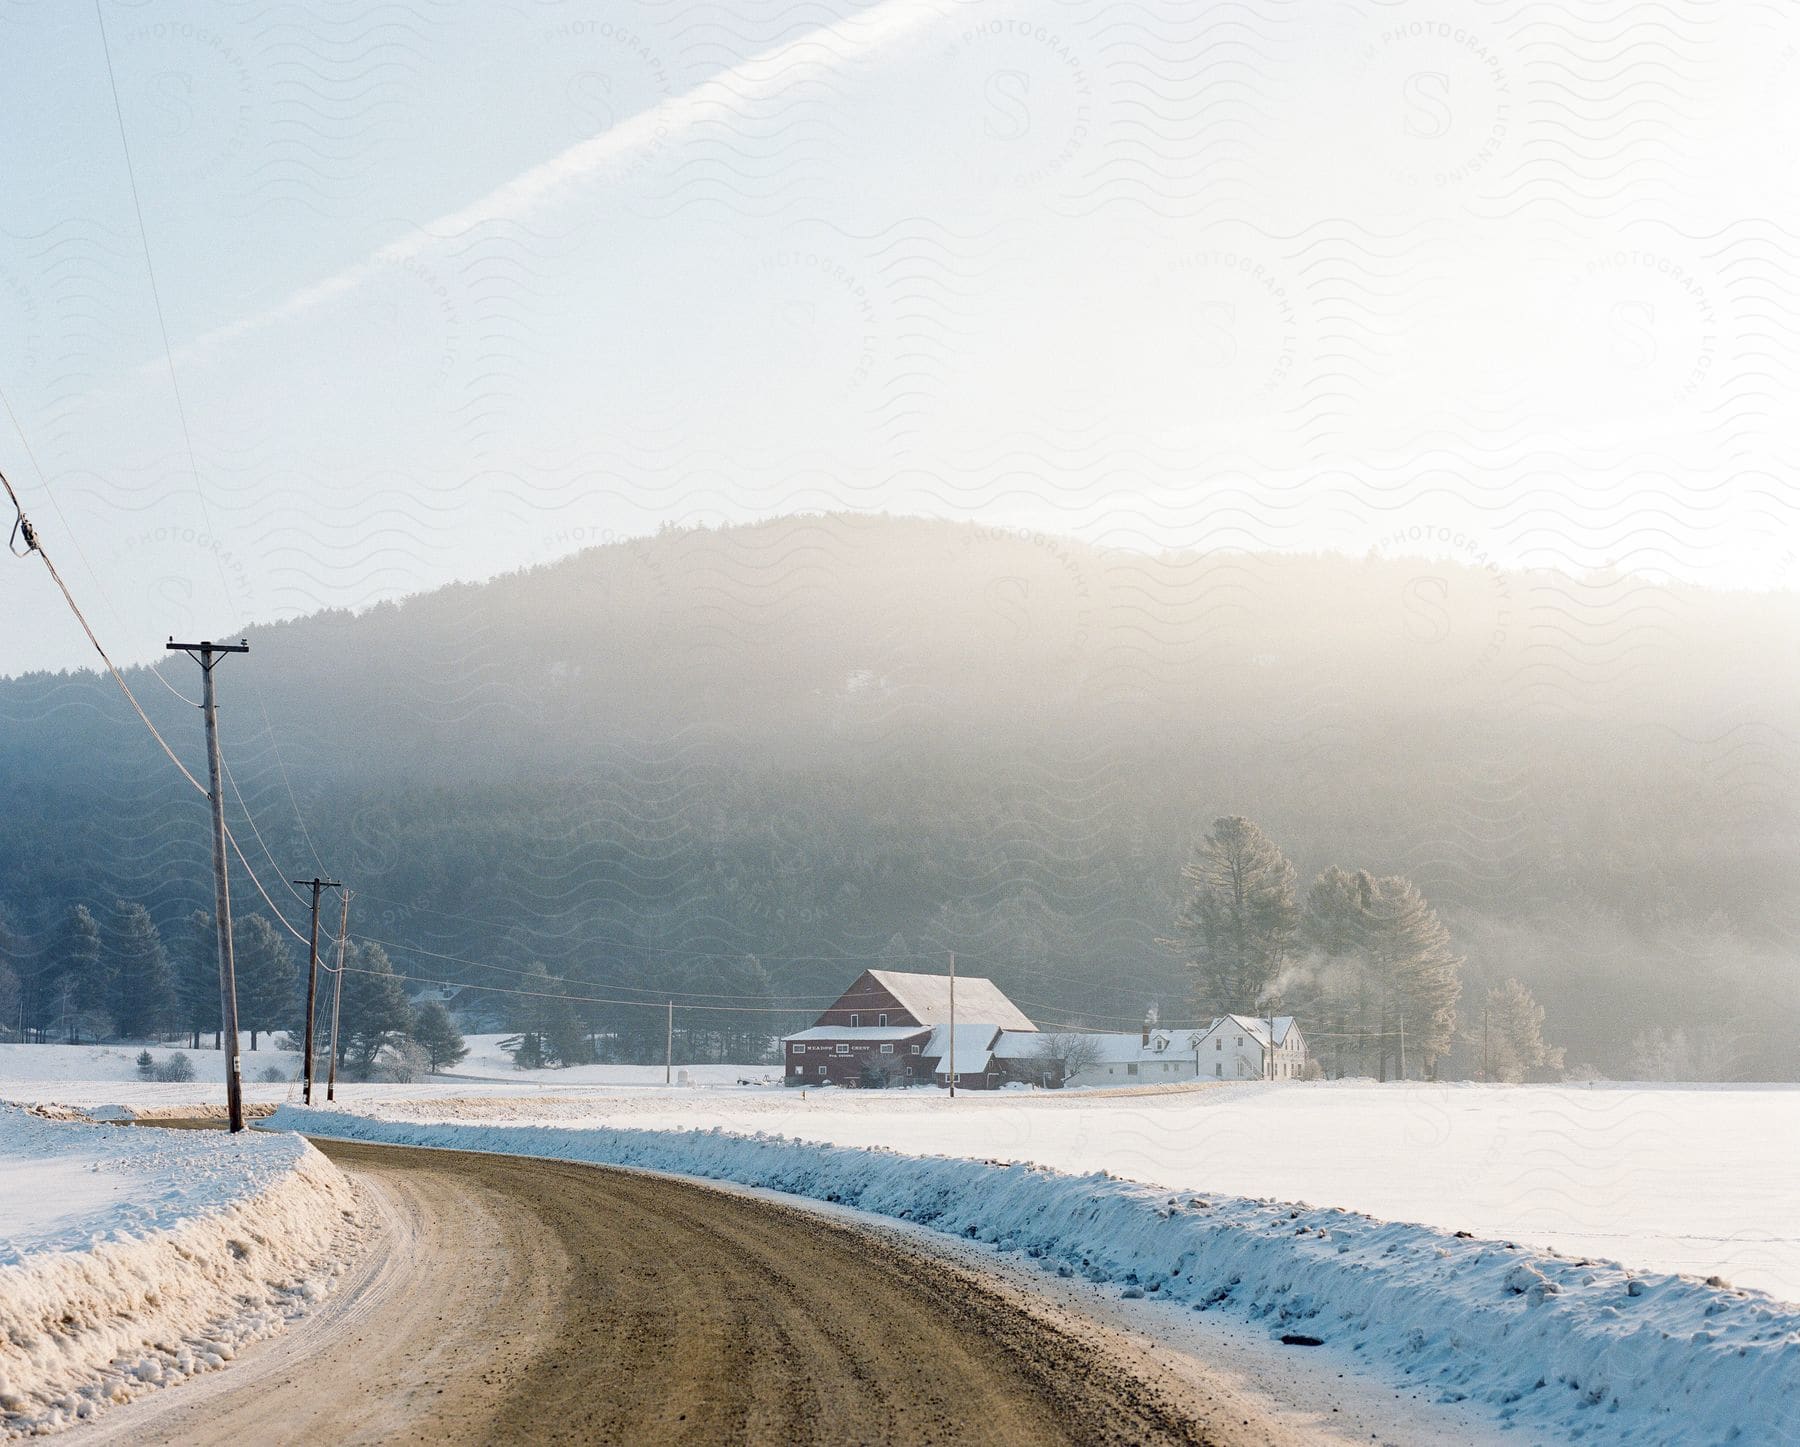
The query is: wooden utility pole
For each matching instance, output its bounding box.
[1399,1016,1407,1081]
[326,890,350,1102]
[665,1000,673,1085]
[293,876,341,1105]
[167,638,250,1134]
[947,950,956,1099]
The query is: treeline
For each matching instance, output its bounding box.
[1174,816,1560,1081]
[2,899,466,1081]
[0,516,1793,1078]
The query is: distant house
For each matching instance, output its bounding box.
[1192,1014,1307,1081]
[992,1015,1309,1087]
[993,1024,1208,1089]
[782,969,1036,1088]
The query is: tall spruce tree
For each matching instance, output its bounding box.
[177,909,221,1049]
[1174,816,1299,1017]
[1299,866,1378,1077]
[341,941,413,1076]
[1361,874,1462,1079]
[53,904,106,1043]
[234,913,296,1050]
[411,1000,467,1071]
[109,903,173,1041]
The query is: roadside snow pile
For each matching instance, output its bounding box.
[272,1105,1800,1446]
[0,1107,363,1435]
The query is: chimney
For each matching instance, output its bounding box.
[1142,1021,1151,1046]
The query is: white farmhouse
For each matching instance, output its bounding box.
[1192,1014,1307,1080]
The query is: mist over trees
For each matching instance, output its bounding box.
[0,516,1793,1078]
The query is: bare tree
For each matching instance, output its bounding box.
[1024,1031,1104,1088]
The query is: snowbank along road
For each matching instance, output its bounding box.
[69,1136,1295,1446]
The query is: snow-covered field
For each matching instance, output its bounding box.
[0,1107,362,1434]
[272,1098,1800,1447]
[251,1075,1800,1306]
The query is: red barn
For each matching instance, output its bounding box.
[782,969,1036,1089]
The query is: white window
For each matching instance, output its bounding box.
[1215,1038,1222,1051]
[835,1044,850,1055]
[1215,1063,1222,1077]
[1126,1062,1138,1076]
[880,1043,894,1054]
[817,1064,827,1076]
[850,1013,860,1027]
[792,1043,805,1054]
[910,1044,921,1055]
[1237,1036,1244,1046]
[878,1013,888,1026]
[950,1073,961,1084]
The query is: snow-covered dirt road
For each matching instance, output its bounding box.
[67,1136,1301,1447]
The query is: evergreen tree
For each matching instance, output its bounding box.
[340,941,413,1076]
[507,962,588,1068]
[1361,874,1462,1079]
[411,1000,468,1071]
[718,954,774,1062]
[55,904,108,1043]
[1174,816,1298,1016]
[1471,978,1564,1083]
[234,913,296,1050]
[1299,867,1378,1077]
[177,910,220,1049]
[109,903,173,1041]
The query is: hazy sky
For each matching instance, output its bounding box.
[2,0,1798,674]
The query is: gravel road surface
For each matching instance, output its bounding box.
[66,1136,1304,1446]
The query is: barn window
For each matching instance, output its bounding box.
[835,1044,850,1055]
[880,1043,894,1054]
[849,1013,860,1027]
[910,1044,921,1055]
[818,1065,827,1076]
[878,1013,888,1026]
[1215,1039,1222,1051]
[791,1043,805,1054]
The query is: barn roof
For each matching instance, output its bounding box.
[919,1022,1003,1073]
[866,970,1036,1031]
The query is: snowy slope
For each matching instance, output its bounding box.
[270,1101,1800,1447]
[0,1108,363,1435]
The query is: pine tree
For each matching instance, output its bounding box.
[55,904,107,1043]
[411,1000,467,1071]
[1361,874,1462,1079]
[1173,816,1299,1016]
[341,942,413,1077]
[177,910,220,1049]
[1299,867,1378,1077]
[109,903,173,1041]
[233,914,296,1050]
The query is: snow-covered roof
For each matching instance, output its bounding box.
[867,970,1036,1031]
[919,1022,1003,1073]
[993,1028,1198,1065]
[1197,1014,1301,1049]
[783,1025,931,1043]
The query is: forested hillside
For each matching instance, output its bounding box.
[1,515,1794,1075]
